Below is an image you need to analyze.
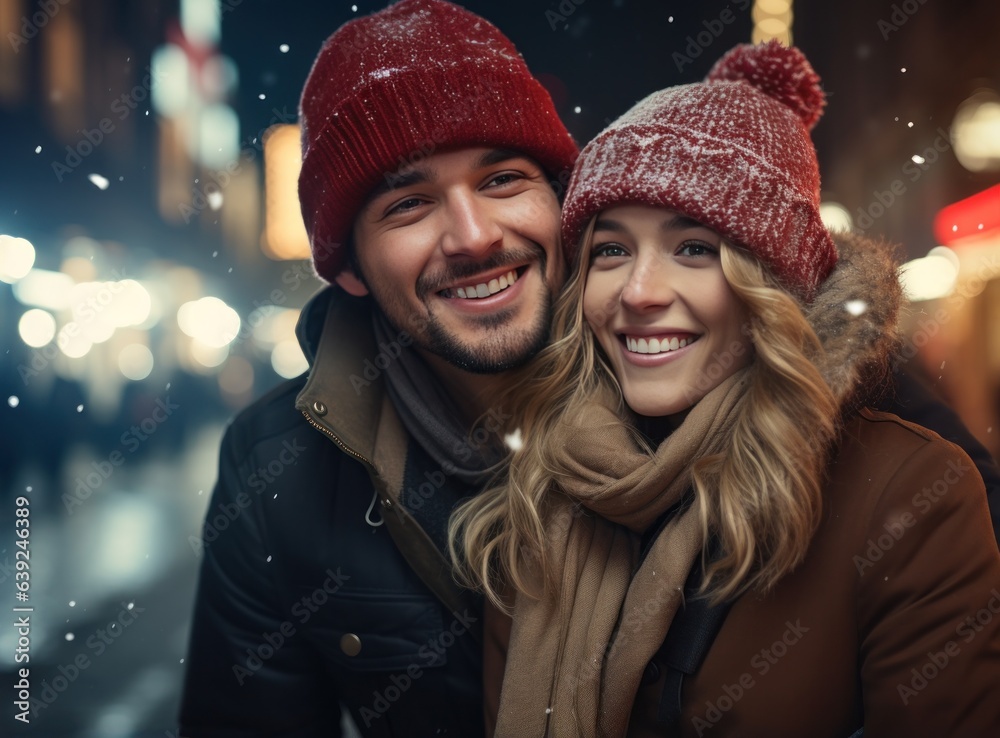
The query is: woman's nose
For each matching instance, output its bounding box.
[619,258,675,313]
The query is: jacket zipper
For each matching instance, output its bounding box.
[303,409,481,638]
[300,410,374,470]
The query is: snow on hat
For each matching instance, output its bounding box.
[298,0,579,283]
[561,40,837,300]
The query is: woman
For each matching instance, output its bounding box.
[449,42,1000,737]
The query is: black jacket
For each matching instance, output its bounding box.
[180,287,1000,737]
[180,289,484,737]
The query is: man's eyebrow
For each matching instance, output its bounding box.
[475,148,530,169]
[363,148,533,205]
[365,168,433,203]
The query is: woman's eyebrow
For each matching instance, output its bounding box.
[593,215,708,233]
[663,214,706,231]
[593,217,626,233]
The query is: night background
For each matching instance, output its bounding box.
[1,0,999,735]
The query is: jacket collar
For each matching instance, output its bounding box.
[295,287,384,466]
[293,287,484,627]
[805,230,902,411]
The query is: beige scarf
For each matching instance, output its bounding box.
[495,370,749,737]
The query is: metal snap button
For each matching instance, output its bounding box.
[312,401,328,416]
[340,633,362,657]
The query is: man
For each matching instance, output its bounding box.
[181,2,1000,736]
[179,1,576,736]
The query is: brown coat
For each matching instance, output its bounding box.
[485,409,1000,736]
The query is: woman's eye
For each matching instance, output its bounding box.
[592,242,627,260]
[676,241,716,258]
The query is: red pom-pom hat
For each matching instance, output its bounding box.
[561,40,836,300]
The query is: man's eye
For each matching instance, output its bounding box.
[486,172,520,188]
[386,197,423,216]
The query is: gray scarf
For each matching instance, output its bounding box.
[374,310,504,485]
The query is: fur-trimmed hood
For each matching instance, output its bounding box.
[804,230,903,412]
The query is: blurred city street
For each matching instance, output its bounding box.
[2,0,999,735]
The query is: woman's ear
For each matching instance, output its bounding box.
[335,268,369,297]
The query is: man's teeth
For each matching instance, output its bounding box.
[625,335,696,354]
[454,270,518,299]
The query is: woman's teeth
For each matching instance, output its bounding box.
[625,335,697,354]
[454,269,518,299]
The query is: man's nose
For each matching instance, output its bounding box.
[440,192,504,258]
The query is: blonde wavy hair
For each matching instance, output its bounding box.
[448,218,840,609]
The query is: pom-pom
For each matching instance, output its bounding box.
[707,40,825,130]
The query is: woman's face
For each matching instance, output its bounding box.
[582,204,753,419]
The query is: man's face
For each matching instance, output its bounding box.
[344,148,563,374]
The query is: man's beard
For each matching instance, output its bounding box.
[420,290,553,374]
[366,246,554,374]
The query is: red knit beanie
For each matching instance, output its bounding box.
[561,41,837,300]
[298,0,579,283]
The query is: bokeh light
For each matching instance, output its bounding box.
[189,339,230,368]
[18,308,57,347]
[57,322,94,359]
[177,296,241,348]
[218,355,255,396]
[119,344,155,381]
[0,235,36,283]
[899,247,960,301]
[271,339,308,379]
[819,202,854,233]
[13,268,75,310]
